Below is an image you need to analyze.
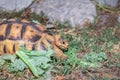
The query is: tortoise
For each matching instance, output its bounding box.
[0,19,68,60]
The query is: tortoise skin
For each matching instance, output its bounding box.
[0,19,68,60]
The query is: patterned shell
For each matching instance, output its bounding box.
[0,19,68,60]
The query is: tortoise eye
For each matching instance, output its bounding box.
[60,38,65,44]
[62,41,65,44]
[16,26,19,28]
[59,36,65,44]
[30,30,34,32]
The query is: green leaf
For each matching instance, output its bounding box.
[16,46,54,77]
[27,50,47,56]
[1,54,16,63]
[16,51,39,77]
[82,52,108,63]
[9,59,27,72]
[32,20,40,24]
[80,61,101,68]
[81,52,108,69]
[0,57,5,65]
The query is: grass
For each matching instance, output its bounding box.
[0,10,120,79]
[0,22,120,79]
[51,23,120,79]
[0,46,54,79]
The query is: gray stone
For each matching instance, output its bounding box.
[118,14,120,23]
[0,0,32,11]
[95,0,119,7]
[31,0,96,27]
[45,24,55,28]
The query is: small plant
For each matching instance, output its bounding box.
[0,46,54,79]
[55,21,70,29]
[16,46,54,77]
[52,48,80,75]
[80,52,108,69]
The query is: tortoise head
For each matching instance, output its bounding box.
[54,35,69,50]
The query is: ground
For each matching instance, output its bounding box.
[0,6,120,80]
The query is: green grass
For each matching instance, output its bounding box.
[52,24,120,76]
[0,22,120,79]
[0,46,54,79]
[52,48,80,75]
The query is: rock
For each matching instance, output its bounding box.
[95,0,119,7]
[31,0,96,27]
[45,24,55,29]
[0,0,32,11]
[118,14,120,23]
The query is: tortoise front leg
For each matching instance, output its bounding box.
[53,45,68,60]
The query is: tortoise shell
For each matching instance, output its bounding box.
[0,19,68,60]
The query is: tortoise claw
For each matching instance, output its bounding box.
[54,53,68,60]
[60,54,68,60]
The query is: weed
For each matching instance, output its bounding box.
[52,48,80,75]
[52,24,120,77]
[0,14,119,79]
[103,77,112,80]
[80,52,108,69]
[0,46,54,79]
[55,21,70,29]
